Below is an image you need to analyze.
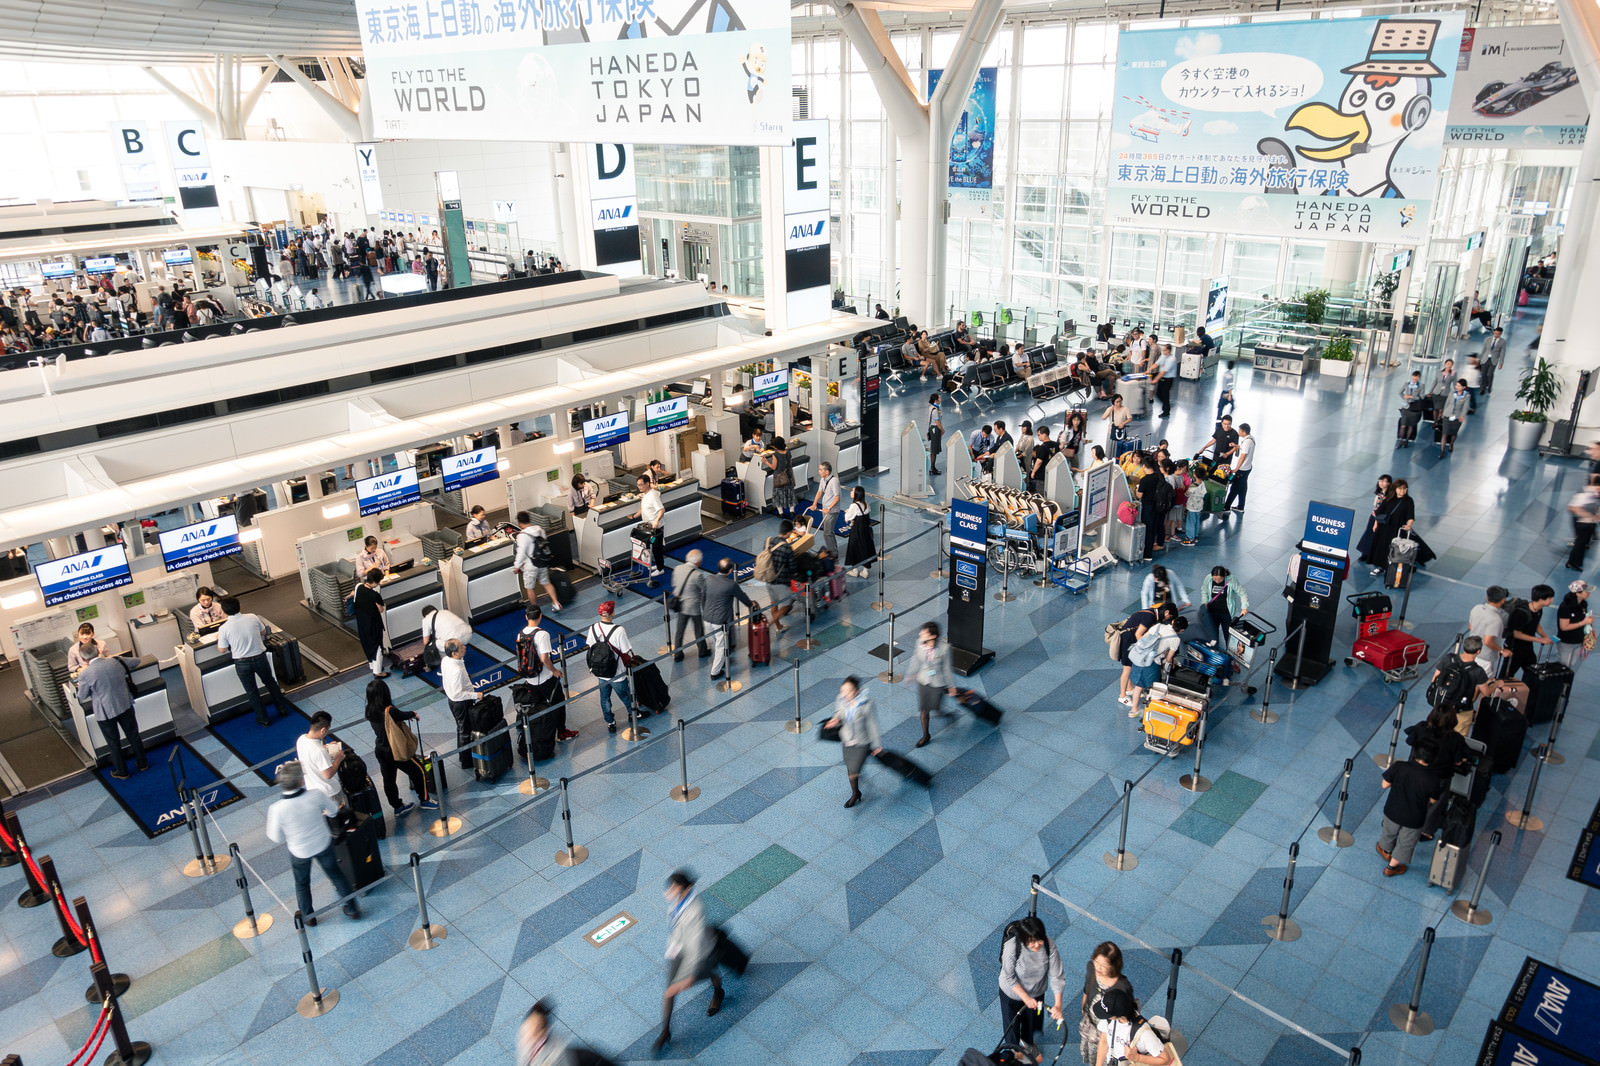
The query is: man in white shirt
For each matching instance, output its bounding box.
[516,604,575,742]
[1224,423,1255,515]
[420,605,472,659]
[1467,586,1509,677]
[635,474,666,583]
[295,712,347,805]
[1153,343,1178,419]
[304,288,324,310]
[513,511,564,611]
[264,762,361,923]
[441,639,479,770]
[586,601,636,734]
[811,461,842,556]
[217,597,285,727]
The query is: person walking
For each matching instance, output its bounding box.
[843,487,876,578]
[1153,343,1177,419]
[513,511,565,612]
[353,568,392,679]
[702,559,754,682]
[264,762,362,923]
[997,916,1066,1060]
[1223,422,1255,513]
[654,870,728,1053]
[363,678,434,818]
[910,621,956,749]
[1567,473,1600,571]
[217,597,287,726]
[73,645,148,779]
[926,396,944,477]
[585,602,636,734]
[1376,738,1441,878]
[1554,581,1593,672]
[1214,357,1235,420]
[1080,943,1136,1066]
[441,638,479,768]
[825,676,882,808]
[811,461,843,556]
[1504,584,1556,678]
[759,522,797,632]
[515,1001,573,1066]
[670,550,710,662]
[1439,379,1470,457]
[1364,479,1415,576]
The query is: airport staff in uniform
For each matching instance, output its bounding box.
[190,586,227,630]
[74,644,148,779]
[464,506,495,541]
[355,536,390,579]
[217,597,287,727]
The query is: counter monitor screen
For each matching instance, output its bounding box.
[753,369,789,404]
[356,466,421,516]
[84,256,117,275]
[162,249,193,265]
[158,514,242,573]
[582,413,630,453]
[440,445,499,491]
[645,396,689,435]
[36,544,133,608]
[40,261,74,279]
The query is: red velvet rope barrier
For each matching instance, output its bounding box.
[61,999,112,1066]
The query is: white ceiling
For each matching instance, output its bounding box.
[0,0,365,63]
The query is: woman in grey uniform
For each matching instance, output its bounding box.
[655,870,724,1053]
[824,676,882,808]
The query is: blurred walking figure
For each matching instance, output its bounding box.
[514,1000,572,1066]
[655,870,726,1053]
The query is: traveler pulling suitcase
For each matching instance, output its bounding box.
[331,811,385,890]
[747,609,772,665]
[1520,660,1573,726]
[632,661,671,714]
[955,688,1003,725]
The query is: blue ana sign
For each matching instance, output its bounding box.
[950,499,989,552]
[1476,1023,1592,1066]
[582,413,630,452]
[1501,957,1600,1058]
[36,545,134,607]
[441,445,500,491]
[356,467,421,516]
[1303,500,1356,555]
[158,515,243,573]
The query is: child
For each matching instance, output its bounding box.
[1183,474,1206,546]
[1164,459,1185,543]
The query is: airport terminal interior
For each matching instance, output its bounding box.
[2,0,1600,1064]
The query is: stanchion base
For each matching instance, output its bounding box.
[84,973,130,1004]
[408,923,448,950]
[297,988,340,1018]
[16,888,49,908]
[1506,810,1545,832]
[1545,750,1566,766]
[554,845,589,868]
[1372,754,1394,770]
[715,680,742,693]
[620,726,651,741]
[1103,851,1138,871]
[796,638,819,650]
[1387,1004,1434,1036]
[658,644,673,656]
[870,600,892,612]
[1449,900,1492,926]
[1262,916,1301,942]
[427,816,464,837]
[0,851,18,867]
[1180,774,1212,793]
[234,912,274,939]
[877,670,902,683]
[669,785,701,802]
[183,854,232,878]
[931,568,947,579]
[1250,708,1280,725]
[52,935,89,958]
[519,777,551,795]
[105,1041,153,1066]
[1317,827,1354,848]
[784,720,806,734]
[994,590,1019,602]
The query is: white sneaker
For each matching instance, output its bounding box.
[1117,694,1133,706]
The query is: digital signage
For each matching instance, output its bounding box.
[582,413,630,453]
[162,249,193,265]
[158,515,242,572]
[356,467,422,516]
[440,445,500,491]
[84,256,117,274]
[645,397,689,435]
[36,544,133,608]
[753,369,789,404]
[40,261,74,279]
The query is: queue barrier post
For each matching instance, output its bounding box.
[658,586,673,655]
[1165,948,1188,1056]
[1388,926,1436,1035]
[785,663,805,735]
[292,911,339,1018]
[1028,874,1040,918]
[1506,746,1547,833]
[2,1054,19,1065]
[1262,842,1301,942]
[669,719,701,802]
[74,897,130,1002]
[877,612,902,683]
[1318,758,1356,847]
[1250,648,1279,725]
[876,505,891,561]
[38,855,86,959]
[1451,829,1500,926]
[1348,1049,1361,1065]
[10,814,50,908]
[931,521,947,579]
[230,842,273,940]
[408,852,448,950]
[619,662,649,742]
[870,552,892,612]
[797,583,819,651]
[715,608,742,694]
[1180,709,1211,793]
[190,788,230,877]
[518,711,550,795]
[427,750,462,837]
[1103,780,1138,871]
[1374,690,1407,770]
[180,787,229,878]
[92,961,151,1066]
[1541,680,1571,766]
[554,777,589,868]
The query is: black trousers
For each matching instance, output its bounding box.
[97,708,147,775]
[448,698,475,769]
[1224,468,1251,511]
[673,612,707,653]
[374,749,429,809]
[999,991,1045,1048]
[1570,520,1596,570]
[1155,377,1174,415]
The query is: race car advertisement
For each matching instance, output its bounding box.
[1446,25,1588,149]
[1108,14,1464,244]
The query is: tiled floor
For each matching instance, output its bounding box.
[2,305,1597,1066]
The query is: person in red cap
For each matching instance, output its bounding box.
[585,601,637,734]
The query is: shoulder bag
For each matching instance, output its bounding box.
[384,706,419,761]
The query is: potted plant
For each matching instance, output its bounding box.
[1319,333,1355,378]
[1301,288,1331,326]
[1509,358,1564,450]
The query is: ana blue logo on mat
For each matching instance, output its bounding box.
[441,445,500,491]
[159,515,243,573]
[36,544,133,607]
[356,467,421,516]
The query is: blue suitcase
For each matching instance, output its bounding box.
[1184,640,1233,679]
[720,476,746,517]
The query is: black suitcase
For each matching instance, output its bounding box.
[1471,698,1528,774]
[549,568,576,606]
[468,693,505,735]
[265,632,306,685]
[1166,666,1211,700]
[956,688,1002,725]
[711,926,749,976]
[1439,792,1476,847]
[632,662,671,714]
[331,812,384,890]
[720,476,746,517]
[471,730,513,783]
[1385,560,1414,590]
[348,782,386,840]
[874,749,932,787]
[1520,661,1573,726]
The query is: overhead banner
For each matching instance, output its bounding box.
[1448,25,1588,149]
[927,67,997,219]
[355,142,384,213]
[782,119,830,327]
[163,121,223,225]
[1109,14,1465,244]
[109,122,163,202]
[355,0,791,146]
[589,144,642,276]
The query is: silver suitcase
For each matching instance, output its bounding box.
[1110,520,1145,563]
[1428,841,1464,891]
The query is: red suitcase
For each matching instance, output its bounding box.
[1353,630,1429,675]
[748,612,772,665]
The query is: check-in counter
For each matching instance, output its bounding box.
[821,423,862,480]
[445,537,521,621]
[375,560,445,645]
[176,627,276,722]
[738,443,811,513]
[64,655,175,761]
[656,479,702,549]
[128,612,183,662]
[577,495,650,571]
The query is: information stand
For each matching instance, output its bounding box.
[1077,463,1117,572]
[1274,501,1356,689]
[858,349,883,472]
[947,498,994,676]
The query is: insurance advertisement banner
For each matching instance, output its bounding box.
[355,0,791,146]
[1109,14,1465,244]
[927,67,997,218]
[1447,25,1588,149]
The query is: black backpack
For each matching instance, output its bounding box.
[516,629,541,677]
[334,739,369,794]
[586,626,619,676]
[1154,477,1175,514]
[522,529,554,568]
[1427,657,1473,710]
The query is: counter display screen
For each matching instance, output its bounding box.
[582,413,630,452]
[36,544,133,608]
[158,515,242,572]
[356,467,422,516]
[40,261,74,279]
[645,397,689,435]
[162,249,193,265]
[440,445,499,491]
[753,369,789,404]
[84,256,117,275]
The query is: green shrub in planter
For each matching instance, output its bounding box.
[1322,335,1355,362]
[1513,358,1563,422]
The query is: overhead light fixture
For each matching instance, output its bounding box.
[321,503,351,519]
[497,458,511,470]
[1,590,40,610]
[239,528,263,544]
[553,442,575,454]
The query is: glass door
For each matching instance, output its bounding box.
[1415,262,1458,364]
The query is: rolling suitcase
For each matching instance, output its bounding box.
[348,782,386,840]
[632,661,671,714]
[331,812,384,890]
[1142,700,1199,757]
[468,693,506,735]
[471,730,513,783]
[1165,666,1211,702]
[720,476,747,517]
[1388,529,1420,567]
[1471,697,1528,774]
[512,680,563,761]
[1520,661,1572,726]
[1428,842,1465,891]
[829,570,848,601]
[1385,559,1414,590]
[1183,640,1233,679]
[874,749,932,787]
[549,568,576,606]
[747,611,772,665]
[265,632,306,685]
[955,688,1003,724]
[1352,630,1428,673]
[1203,478,1229,515]
[1110,519,1145,563]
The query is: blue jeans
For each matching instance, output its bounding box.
[597,677,633,724]
[290,845,354,917]
[1184,509,1202,542]
[233,653,285,725]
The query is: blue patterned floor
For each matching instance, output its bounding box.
[3,307,1598,1066]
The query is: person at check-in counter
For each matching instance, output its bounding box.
[190,586,227,630]
[355,535,390,579]
[569,474,598,516]
[217,597,287,727]
[647,459,673,484]
[75,644,148,779]
[464,505,496,541]
[67,622,105,675]
[741,426,766,460]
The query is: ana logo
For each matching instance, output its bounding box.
[597,206,632,220]
[790,220,826,240]
[371,476,402,490]
[180,525,220,543]
[62,555,104,573]
[459,451,487,466]
[594,415,621,430]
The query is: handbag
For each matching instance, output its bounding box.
[383,706,419,761]
[818,721,841,742]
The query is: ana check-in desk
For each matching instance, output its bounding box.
[821,423,862,480]
[176,620,292,723]
[64,655,175,761]
[575,479,701,571]
[374,561,444,645]
[447,537,520,622]
[655,479,702,549]
[738,445,812,513]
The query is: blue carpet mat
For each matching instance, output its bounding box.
[476,607,586,663]
[93,738,243,838]
[414,644,509,692]
[207,701,311,785]
[666,537,757,582]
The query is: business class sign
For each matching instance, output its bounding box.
[355,0,791,145]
